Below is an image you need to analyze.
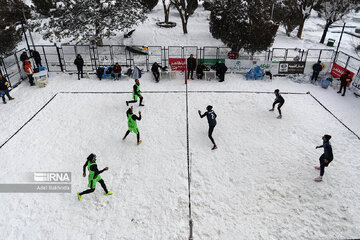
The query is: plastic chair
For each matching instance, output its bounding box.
[321,79,331,89]
[246,68,256,80]
[254,66,264,80]
[39,66,47,71]
[102,66,113,79]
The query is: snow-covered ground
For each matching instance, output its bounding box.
[0,71,360,239]
[2,2,360,239]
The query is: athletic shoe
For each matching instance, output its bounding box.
[9,97,14,100]
[137,140,142,145]
[105,191,113,195]
[337,91,341,93]
[126,101,129,106]
[277,115,282,119]
[122,137,126,140]
[269,109,274,111]
[314,166,320,170]
[139,104,144,106]
[211,145,218,150]
[77,192,81,201]
[3,101,6,104]
[314,177,322,182]
[342,94,345,96]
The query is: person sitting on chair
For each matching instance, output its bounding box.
[112,63,121,81]
[196,63,207,80]
[151,62,161,82]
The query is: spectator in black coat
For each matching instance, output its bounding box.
[31,50,42,68]
[311,61,323,83]
[187,54,196,80]
[337,71,352,96]
[20,51,29,67]
[151,62,161,82]
[74,54,84,80]
[196,63,206,79]
[215,62,228,82]
[97,67,105,80]
[0,73,15,104]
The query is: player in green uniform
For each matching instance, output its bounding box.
[77,153,113,200]
[123,106,142,145]
[126,79,144,106]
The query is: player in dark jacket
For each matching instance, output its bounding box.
[196,63,206,79]
[74,54,84,80]
[198,105,218,150]
[187,54,197,80]
[77,153,113,200]
[0,73,15,104]
[311,61,323,83]
[20,52,29,67]
[126,79,144,106]
[314,135,333,182]
[123,106,142,145]
[337,71,352,96]
[269,89,285,119]
[215,62,228,82]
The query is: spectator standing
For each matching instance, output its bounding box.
[74,54,84,80]
[311,61,323,83]
[215,61,228,82]
[31,49,42,68]
[20,51,29,67]
[337,71,352,96]
[24,60,35,86]
[151,62,161,83]
[187,54,196,80]
[0,73,15,104]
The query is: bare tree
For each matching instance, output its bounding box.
[315,0,354,43]
[295,0,322,38]
[161,0,172,23]
[170,0,198,34]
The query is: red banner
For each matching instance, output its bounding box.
[169,58,186,71]
[331,63,354,79]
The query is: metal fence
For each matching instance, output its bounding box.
[1,44,360,89]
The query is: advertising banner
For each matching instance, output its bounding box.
[225,59,252,73]
[198,59,225,69]
[330,63,355,79]
[169,58,186,71]
[278,61,306,74]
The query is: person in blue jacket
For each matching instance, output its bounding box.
[314,135,334,182]
[198,105,218,150]
[311,61,323,83]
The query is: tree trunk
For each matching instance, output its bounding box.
[182,17,188,34]
[320,22,331,44]
[297,18,305,39]
[162,0,170,23]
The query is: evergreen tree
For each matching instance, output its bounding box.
[171,0,198,34]
[314,0,355,43]
[31,0,55,17]
[141,0,159,12]
[210,0,278,55]
[33,0,147,45]
[273,0,302,36]
[0,0,31,55]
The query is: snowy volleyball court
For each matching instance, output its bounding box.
[0,72,359,239]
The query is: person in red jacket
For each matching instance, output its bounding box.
[24,60,35,86]
[112,63,121,81]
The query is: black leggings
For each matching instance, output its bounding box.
[339,85,347,95]
[124,130,140,143]
[319,154,331,176]
[208,125,216,145]
[128,96,143,105]
[273,101,284,115]
[153,72,160,82]
[79,179,108,195]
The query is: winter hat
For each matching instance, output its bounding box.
[324,135,331,141]
[87,153,96,162]
[206,105,213,111]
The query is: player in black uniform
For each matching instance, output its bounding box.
[198,105,218,150]
[269,89,285,119]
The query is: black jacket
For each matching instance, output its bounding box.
[20,52,29,62]
[216,62,228,74]
[340,73,352,86]
[196,64,206,74]
[0,76,9,90]
[74,57,84,67]
[32,50,41,61]
[151,63,160,73]
[312,63,323,72]
[187,57,197,70]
